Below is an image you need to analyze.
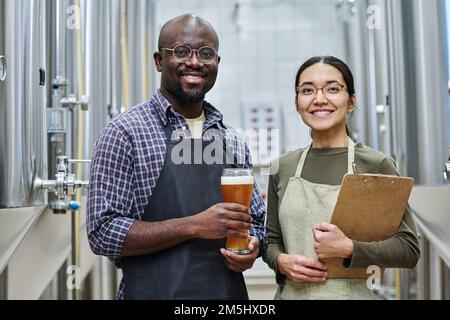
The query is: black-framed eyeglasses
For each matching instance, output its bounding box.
[296,82,347,99]
[160,44,218,64]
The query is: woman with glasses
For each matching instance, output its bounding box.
[263,56,420,300]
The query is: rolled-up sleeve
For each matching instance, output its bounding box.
[86,122,136,265]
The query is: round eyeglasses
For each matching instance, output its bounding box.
[160,44,218,64]
[296,83,347,100]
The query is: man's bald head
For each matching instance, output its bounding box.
[158,14,219,50]
[154,14,220,107]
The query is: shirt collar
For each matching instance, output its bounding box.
[152,89,172,126]
[151,89,224,129]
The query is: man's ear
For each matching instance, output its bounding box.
[217,55,221,64]
[154,51,163,72]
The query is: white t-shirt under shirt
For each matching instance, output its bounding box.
[185,111,205,139]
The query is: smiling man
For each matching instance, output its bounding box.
[86,14,266,300]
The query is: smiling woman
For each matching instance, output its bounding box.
[295,56,356,147]
[262,56,420,300]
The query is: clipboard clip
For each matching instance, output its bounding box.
[352,162,359,174]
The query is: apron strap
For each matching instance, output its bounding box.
[347,138,355,174]
[294,137,356,177]
[294,143,313,177]
[162,121,175,140]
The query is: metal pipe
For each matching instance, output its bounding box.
[69,159,91,164]
[395,268,400,299]
[429,246,444,300]
[89,258,101,300]
[84,0,93,160]
[84,0,112,289]
[70,204,81,300]
[444,264,450,299]
[385,0,411,177]
[141,0,150,101]
[57,259,69,300]
[147,0,157,97]
[399,268,410,300]
[0,266,7,300]
[70,0,86,300]
[121,0,130,110]
[439,257,447,299]
[412,0,448,184]
[101,257,116,300]
[367,28,379,150]
[109,0,121,118]
[341,0,370,144]
[55,0,66,84]
[104,0,113,122]
[49,0,68,211]
[75,0,85,179]
[417,231,430,299]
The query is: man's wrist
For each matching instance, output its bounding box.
[185,215,200,238]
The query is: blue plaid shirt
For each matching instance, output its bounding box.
[87,90,267,299]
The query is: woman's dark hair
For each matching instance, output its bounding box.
[295,56,356,139]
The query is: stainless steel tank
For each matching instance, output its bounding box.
[1,0,156,298]
[0,0,48,208]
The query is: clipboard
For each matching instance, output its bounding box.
[322,173,415,279]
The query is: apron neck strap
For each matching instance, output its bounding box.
[162,122,174,140]
[347,138,355,173]
[294,137,356,177]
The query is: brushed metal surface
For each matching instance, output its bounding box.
[0,0,47,208]
[409,185,450,267]
[0,206,45,274]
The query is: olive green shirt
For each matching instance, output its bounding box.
[263,143,420,283]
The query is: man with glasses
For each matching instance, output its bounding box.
[87,14,266,300]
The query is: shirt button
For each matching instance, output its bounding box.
[182,126,187,131]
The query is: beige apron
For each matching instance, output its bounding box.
[275,138,373,300]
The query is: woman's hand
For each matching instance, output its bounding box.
[276,253,327,283]
[313,223,354,259]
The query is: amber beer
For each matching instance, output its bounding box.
[221,169,254,254]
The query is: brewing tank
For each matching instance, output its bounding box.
[0,0,48,208]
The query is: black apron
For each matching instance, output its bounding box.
[121,122,249,300]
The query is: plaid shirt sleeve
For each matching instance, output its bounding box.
[86,122,136,265]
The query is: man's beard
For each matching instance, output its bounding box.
[173,68,211,103]
[173,81,209,104]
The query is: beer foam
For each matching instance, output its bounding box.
[221,175,254,185]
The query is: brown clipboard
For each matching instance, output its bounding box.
[322,173,415,279]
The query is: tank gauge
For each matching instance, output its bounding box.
[0,56,6,81]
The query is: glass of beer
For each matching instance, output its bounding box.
[221,168,254,255]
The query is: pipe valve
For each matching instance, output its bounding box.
[42,156,90,213]
[60,94,89,111]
